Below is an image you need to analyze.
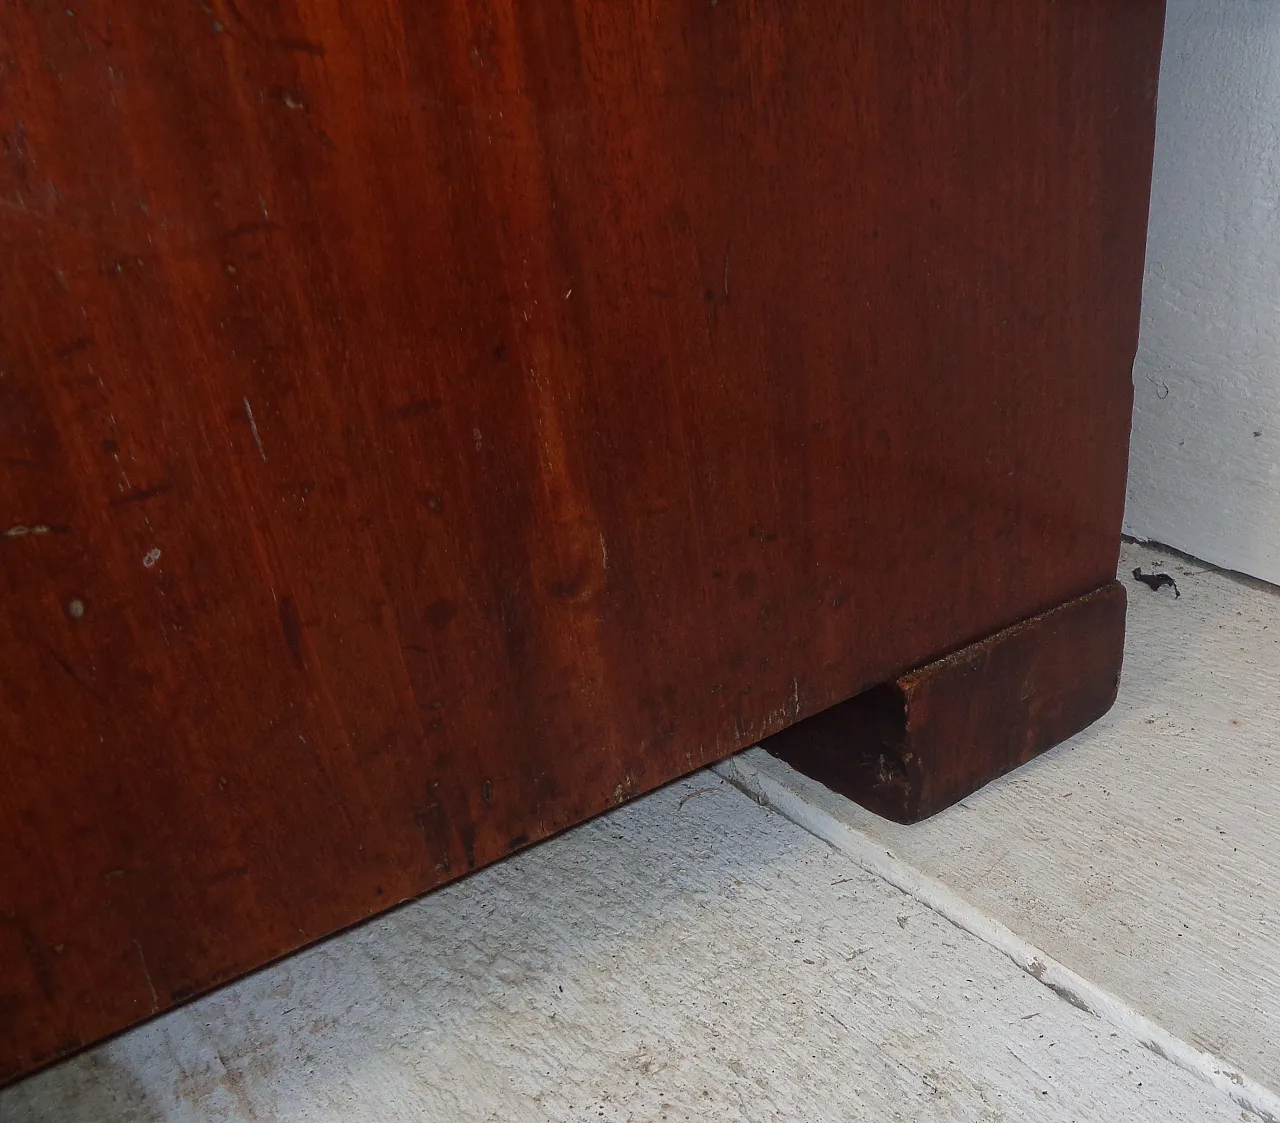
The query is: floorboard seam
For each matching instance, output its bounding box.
[715,751,1280,1123]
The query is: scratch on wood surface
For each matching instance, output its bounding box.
[0,196,45,221]
[243,396,267,460]
[44,645,110,707]
[133,939,158,1013]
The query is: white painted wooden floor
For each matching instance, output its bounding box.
[3,541,1277,1122]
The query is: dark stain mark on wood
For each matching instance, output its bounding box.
[425,599,457,629]
[4,915,55,1001]
[277,596,305,669]
[110,480,173,506]
[390,398,442,421]
[55,337,94,363]
[169,969,232,1003]
[218,221,280,246]
[277,36,325,56]
[0,997,21,1041]
[208,866,249,886]
[547,559,596,600]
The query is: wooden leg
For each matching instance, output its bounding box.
[761,582,1127,823]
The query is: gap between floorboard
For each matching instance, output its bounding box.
[714,749,1280,1123]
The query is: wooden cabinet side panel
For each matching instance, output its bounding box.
[0,0,1165,1080]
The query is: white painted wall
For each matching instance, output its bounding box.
[1126,1,1280,584]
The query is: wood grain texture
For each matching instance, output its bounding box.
[0,0,1164,1080]
[763,582,1128,823]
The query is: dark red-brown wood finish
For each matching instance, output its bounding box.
[764,581,1129,824]
[0,0,1164,1082]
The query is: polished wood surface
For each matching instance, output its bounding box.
[0,0,1165,1081]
